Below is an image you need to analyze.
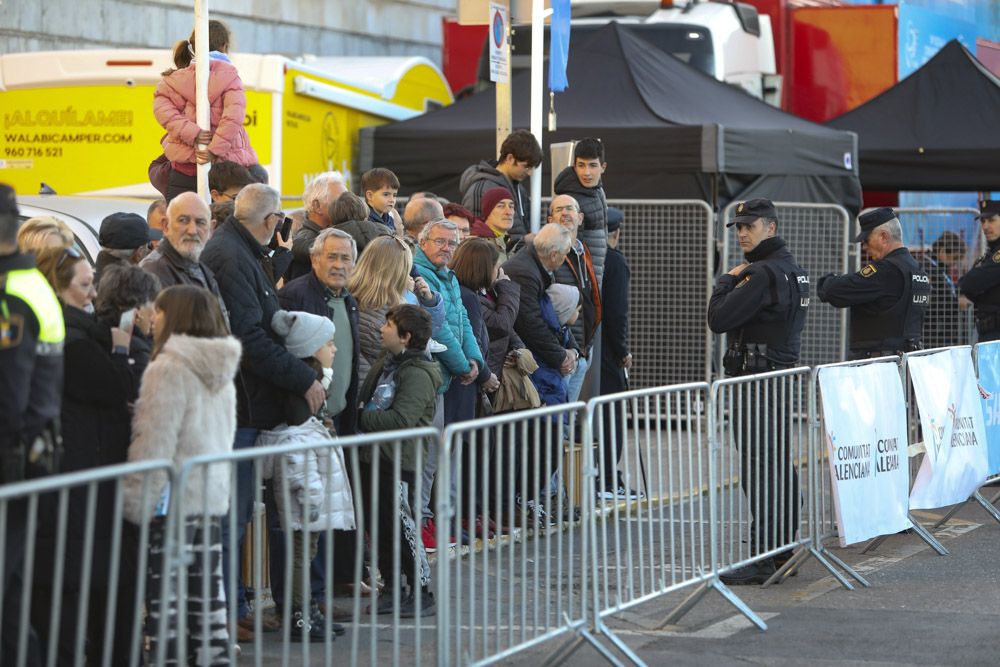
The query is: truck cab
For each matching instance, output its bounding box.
[478,0,780,105]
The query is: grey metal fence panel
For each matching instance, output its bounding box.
[173,428,442,667]
[721,201,851,370]
[437,402,590,666]
[712,368,813,572]
[0,459,174,667]
[613,199,715,388]
[587,384,714,617]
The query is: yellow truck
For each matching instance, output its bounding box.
[0,49,453,198]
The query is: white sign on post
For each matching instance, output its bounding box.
[489,2,509,84]
[818,362,912,546]
[908,348,989,509]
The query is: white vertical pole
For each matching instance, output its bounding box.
[529,0,544,233]
[194,0,210,201]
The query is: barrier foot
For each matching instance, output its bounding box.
[710,579,768,631]
[990,488,1000,506]
[594,621,648,667]
[930,501,966,530]
[972,491,1000,524]
[815,546,870,588]
[860,535,888,555]
[761,547,809,588]
[805,546,854,590]
[908,513,949,556]
[660,580,711,626]
[540,620,645,667]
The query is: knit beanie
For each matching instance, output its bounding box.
[481,186,514,220]
[546,284,580,325]
[271,310,335,358]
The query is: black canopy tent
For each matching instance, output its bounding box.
[827,40,1000,192]
[361,22,861,214]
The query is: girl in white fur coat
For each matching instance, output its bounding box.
[123,285,241,666]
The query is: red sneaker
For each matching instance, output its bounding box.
[422,518,437,553]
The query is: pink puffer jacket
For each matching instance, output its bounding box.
[153,60,258,167]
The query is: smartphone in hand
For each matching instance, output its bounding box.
[118,308,136,333]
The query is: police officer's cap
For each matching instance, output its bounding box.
[976,199,1000,220]
[607,207,624,233]
[728,198,776,227]
[855,207,897,243]
[99,212,162,249]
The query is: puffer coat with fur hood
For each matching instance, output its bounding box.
[122,334,242,523]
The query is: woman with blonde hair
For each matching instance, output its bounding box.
[347,236,442,383]
[17,215,74,254]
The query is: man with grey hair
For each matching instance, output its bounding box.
[404,197,445,249]
[142,192,228,321]
[202,183,325,629]
[289,171,347,279]
[277,226,361,615]
[504,222,578,377]
[819,207,928,359]
[414,218,485,539]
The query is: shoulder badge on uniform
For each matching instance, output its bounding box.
[993,248,1000,263]
[860,264,877,278]
[735,275,751,289]
[0,313,24,350]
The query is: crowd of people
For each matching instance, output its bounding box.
[0,118,636,661]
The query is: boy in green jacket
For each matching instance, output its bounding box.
[358,304,442,616]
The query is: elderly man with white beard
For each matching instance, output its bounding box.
[141,191,229,323]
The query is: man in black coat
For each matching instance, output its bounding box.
[141,191,229,323]
[818,207,928,359]
[503,223,577,377]
[276,226,361,620]
[959,199,1000,342]
[598,207,635,499]
[553,137,608,285]
[201,183,325,631]
[708,198,809,586]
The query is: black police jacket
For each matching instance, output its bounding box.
[818,247,928,354]
[707,237,809,366]
[959,239,1000,340]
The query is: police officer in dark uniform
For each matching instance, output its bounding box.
[818,207,928,359]
[959,199,1000,342]
[0,183,64,662]
[708,198,808,585]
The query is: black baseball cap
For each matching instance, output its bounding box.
[728,198,777,227]
[99,212,162,249]
[855,207,897,243]
[976,199,1000,220]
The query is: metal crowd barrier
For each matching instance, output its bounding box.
[0,459,174,667]
[436,402,591,666]
[172,427,440,667]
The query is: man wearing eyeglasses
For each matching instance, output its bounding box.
[1,183,64,659]
[413,219,486,525]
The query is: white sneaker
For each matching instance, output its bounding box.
[427,338,448,354]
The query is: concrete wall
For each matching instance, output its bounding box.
[0,0,456,64]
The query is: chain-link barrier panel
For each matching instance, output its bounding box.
[721,202,850,371]
[613,199,715,388]
[860,207,982,347]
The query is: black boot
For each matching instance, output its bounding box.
[719,558,777,586]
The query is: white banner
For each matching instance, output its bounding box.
[818,363,911,546]
[908,348,989,509]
